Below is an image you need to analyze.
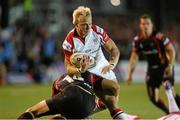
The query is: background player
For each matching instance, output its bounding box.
[127,14,180,114]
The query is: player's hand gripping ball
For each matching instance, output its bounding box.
[70,53,96,69]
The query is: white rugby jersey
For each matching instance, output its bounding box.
[62,25,116,80]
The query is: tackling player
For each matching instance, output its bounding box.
[62,6,139,119]
[127,14,180,114]
[18,74,96,119]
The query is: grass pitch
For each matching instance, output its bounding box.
[0,82,180,119]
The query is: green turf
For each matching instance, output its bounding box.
[0,83,180,119]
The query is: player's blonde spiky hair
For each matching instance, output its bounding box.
[72,6,92,25]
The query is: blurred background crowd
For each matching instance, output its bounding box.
[0,0,180,85]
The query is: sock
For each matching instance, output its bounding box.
[18,112,34,119]
[92,99,107,114]
[111,108,124,119]
[164,81,179,113]
[111,108,141,119]
[175,95,180,108]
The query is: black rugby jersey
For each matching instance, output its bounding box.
[132,31,171,67]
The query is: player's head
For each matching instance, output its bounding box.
[73,6,92,38]
[139,14,153,37]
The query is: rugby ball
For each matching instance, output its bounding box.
[70,53,96,68]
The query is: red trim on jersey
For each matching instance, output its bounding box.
[139,33,146,40]
[65,31,75,49]
[63,30,75,61]
[152,36,162,59]
[64,50,73,62]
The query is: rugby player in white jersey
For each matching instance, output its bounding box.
[62,6,139,119]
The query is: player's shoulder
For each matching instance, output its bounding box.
[91,25,105,35]
[154,31,165,40]
[63,29,75,51]
[154,31,171,44]
[65,29,75,43]
[133,35,140,42]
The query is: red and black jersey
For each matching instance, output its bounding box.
[132,31,171,67]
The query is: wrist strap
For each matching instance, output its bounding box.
[110,63,115,68]
[168,64,173,67]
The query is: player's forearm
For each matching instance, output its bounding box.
[166,44,176,65]
[66,66,80,75]
[127,53,138,75]
[109,47,120,67]
[167,49,175,65]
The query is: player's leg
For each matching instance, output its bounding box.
[89,72,120,116]
[158,80,180,120]
[18,100,52,119]
[163,81,179,113]
[18,80,70,119]
[94,78,119,110]
[146,75,169,114]
[165,67,180,108]
[172,88,180,108]
[94,78,140,119]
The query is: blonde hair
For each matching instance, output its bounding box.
[72,6,92,25]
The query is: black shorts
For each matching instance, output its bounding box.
[146,65,175,88]
[81,71,103,91]
[46,81,96,119]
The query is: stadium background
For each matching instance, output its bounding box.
[0,0,180,119]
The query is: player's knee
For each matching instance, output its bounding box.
[26,108,36,116]
[109,81,120,96]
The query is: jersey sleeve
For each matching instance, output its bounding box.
[62,33,74,62]
[91,25,110,44]
[162,37,171,46]
[156,32,171,46]
[132,36,139,53]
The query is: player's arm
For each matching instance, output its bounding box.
[64,55,90,75]
[164,42,176,77]
[126,51,139,84]
[156,32,175,77]
[156,32,176,65]
[102,38,120,74]
[64,59,80,75]
[165,43,176,66]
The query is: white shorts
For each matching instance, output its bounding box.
[88,59,117,81]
